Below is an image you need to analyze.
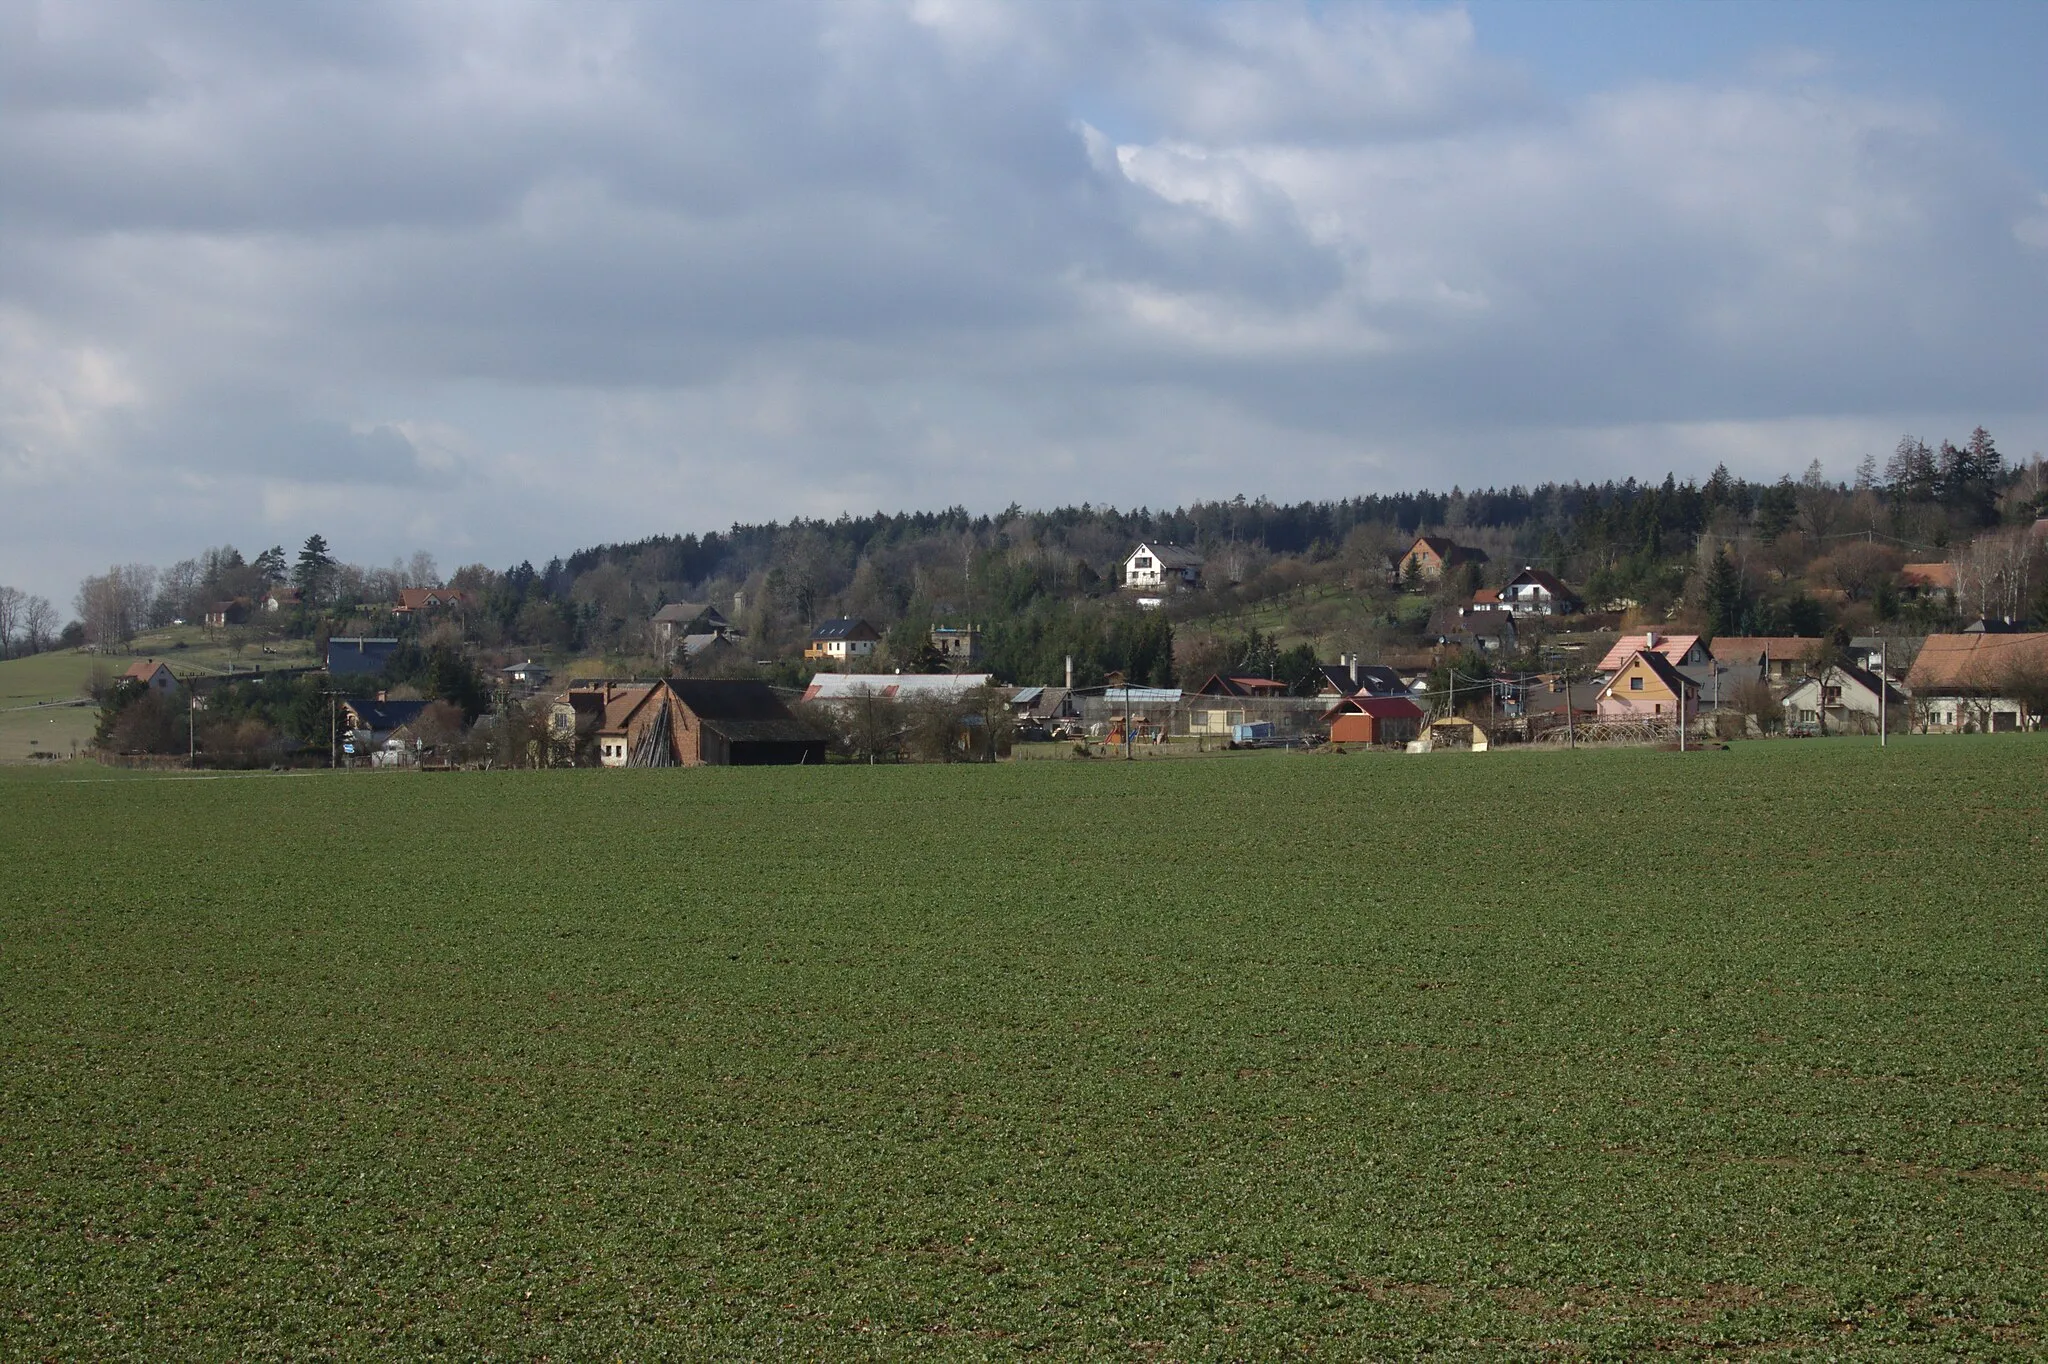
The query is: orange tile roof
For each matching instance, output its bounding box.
[1900,563,1956,590]
[1595,633,1699,673]
[1905,633,2048,693]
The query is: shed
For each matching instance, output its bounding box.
[1325,694,1424,746]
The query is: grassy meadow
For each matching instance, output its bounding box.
[2,740,2045,1357]
[0,627,317,762]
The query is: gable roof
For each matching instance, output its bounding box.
[652,601,727,627]
[1192,674,1288,697]
[1324,694,1425,721]
[343,698,430,731]
[1130,542,1203,568]
[1904,632,2048,694]
[397,587,469,610]
[122,659,172,683]
[1704,636,1821,668]
[1313,663,1409,697]
[665,679,826,745]
[809,617,879,642]
[1595,633,1700,673]
[1612,648,1698,696]
[1800,662,1907,706]
[1406,535,1490,566]
[1504,566,1576,597]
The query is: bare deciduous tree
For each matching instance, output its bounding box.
[21,595,56,653]
[0,585,22,658]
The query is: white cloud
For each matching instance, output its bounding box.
[0,0,2042,606]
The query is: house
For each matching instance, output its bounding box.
[1314,656,1411,699]
[1593,631,1708,675]
[1903,632,2048,733]
[1191,674,1290,698]
[1494,566,1583,617]
[803,673,996,705]
[1325,694,1424,746]
[394,587,472,615]
[678,632,742,670]
[204,599,252,629]
[1122,542,1204,591]
[340,697,430,759]
[1899,563,1957,606]
[1704,637,1821,686]
[804,617,881,663]
[1596,648,1700,726]
[263,586,302,612]
[652,602,732,653]
[1429,606,1517,655]
[122,659,177,696]
[1468,587,1502,611]
[500,659,551,688]
[930,625,983,667]
[326,636,401,677]
[588,678,827,766]
[1398,535,1490,584]
[1847,636,1916,680]
[1006,686,1080,726]
[1781,664,1907,736]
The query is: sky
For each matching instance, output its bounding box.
[4,0,2047,605]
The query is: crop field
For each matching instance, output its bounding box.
[2,739,2045,1358]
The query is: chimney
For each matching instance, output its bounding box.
[1348,652,1358,685]
[1065,654,1074,690]
[1644,630,1659,649]
[376,690,387,702]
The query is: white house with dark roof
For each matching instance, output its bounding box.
[1122,543,1204,591]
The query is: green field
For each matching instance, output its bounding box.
[0,627,317,762]
[2,741,2044,1357]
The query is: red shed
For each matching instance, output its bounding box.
[1326,694,1424,745]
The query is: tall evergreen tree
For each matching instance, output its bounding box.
[292,534,335,602]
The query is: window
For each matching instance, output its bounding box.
[1134,555,1153,569]
[1629,676,1644,691]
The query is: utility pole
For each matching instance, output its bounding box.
[1879,638,1888,748]
[188,694,197,769]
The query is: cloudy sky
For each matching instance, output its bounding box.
[5,0,2046,603]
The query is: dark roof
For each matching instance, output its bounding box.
[326,636,400,676]
[1328,694,1425,720]
[1314,664,1408,696]
[1133,542,1203,568]
[343,698,429,730]
[1506,566,1577,598]
[653,601,727,627]
[667,679,827,745]
[1627,648,1698,694]
[1827,661,1908,705]
[809,617,879,642]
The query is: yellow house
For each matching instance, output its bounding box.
[1596,649,1698,725]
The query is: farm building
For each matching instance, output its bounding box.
[803,673,996,706]
[586,679,827,766]
[1904,633,2048,733]
[1325,695,1424,746]
[651,602,731,653]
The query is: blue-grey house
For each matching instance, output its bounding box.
[327,636,400,677]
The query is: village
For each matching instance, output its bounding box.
[82,525,2048,770]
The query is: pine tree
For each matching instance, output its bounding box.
[1703,549,1742,637]
[292,534,335,602]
